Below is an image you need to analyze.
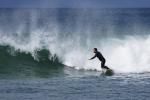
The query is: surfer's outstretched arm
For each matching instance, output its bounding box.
[89,54,96,60]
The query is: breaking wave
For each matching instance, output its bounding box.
[0,8,150,73]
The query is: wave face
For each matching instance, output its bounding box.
[0,8,150,73]
[0,45,63,78]
[0,45,61,64]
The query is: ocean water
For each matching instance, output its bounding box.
[0,8,150,100]
[0,67,150,100]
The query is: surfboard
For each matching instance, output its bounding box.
[102,68,114,76]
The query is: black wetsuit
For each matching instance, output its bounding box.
[90,51,109,69]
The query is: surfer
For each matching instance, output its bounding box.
[89,48,110,70]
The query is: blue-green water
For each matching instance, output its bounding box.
[0,67,150,100]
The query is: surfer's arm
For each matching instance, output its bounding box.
[89,55,96,60]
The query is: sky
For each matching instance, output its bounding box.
[0,0,149,8]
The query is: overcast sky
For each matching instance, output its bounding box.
[0,0,149,8]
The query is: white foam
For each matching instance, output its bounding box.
[62,36,150,73]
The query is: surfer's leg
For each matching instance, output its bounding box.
[104,66,110,69]
[101,59,105,68]
[101,60,109,69]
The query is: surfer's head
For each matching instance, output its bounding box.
[93,48,97,53]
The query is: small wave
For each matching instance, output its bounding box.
[0,45,64,78]
[0,45,63,66]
